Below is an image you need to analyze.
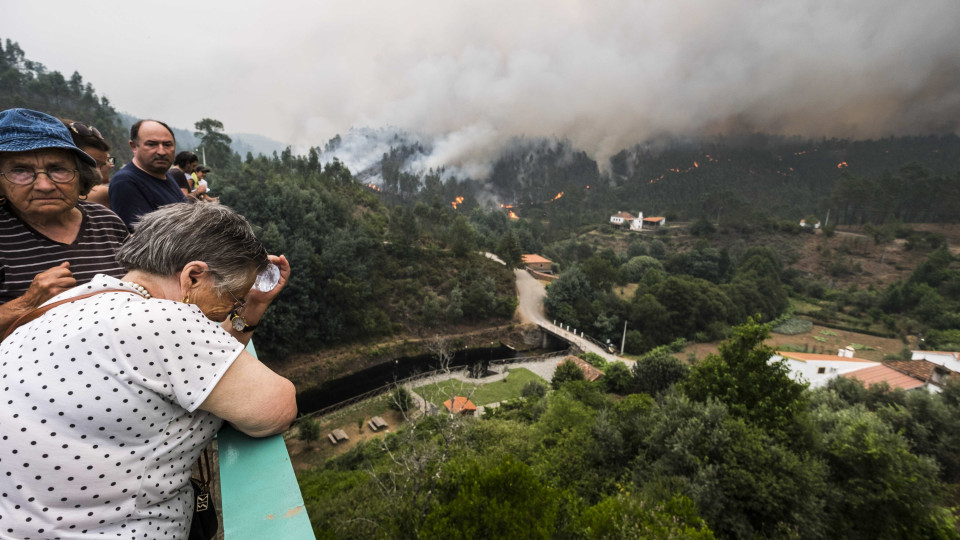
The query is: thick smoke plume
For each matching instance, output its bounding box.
[5,0,959,174]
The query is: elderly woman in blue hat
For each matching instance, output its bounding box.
[0,108,128,334]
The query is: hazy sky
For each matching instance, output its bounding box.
[3,0,959,166]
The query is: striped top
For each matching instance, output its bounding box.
[0,201,128,304]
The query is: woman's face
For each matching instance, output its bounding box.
[193,270,256,323]
[0,149,80,220]
[83,146,114,183]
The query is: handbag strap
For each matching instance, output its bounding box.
[1,288,138,341]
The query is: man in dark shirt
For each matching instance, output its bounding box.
[108,119,186,231]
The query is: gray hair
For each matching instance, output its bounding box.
[116,202,269,292]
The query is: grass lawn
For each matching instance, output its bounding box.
[414,367,541,407]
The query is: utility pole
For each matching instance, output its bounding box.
[620,320,628,356]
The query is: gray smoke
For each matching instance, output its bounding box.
[5,0,958,173]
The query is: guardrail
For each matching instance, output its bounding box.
[218,341,315,539]
[301,349,572,419]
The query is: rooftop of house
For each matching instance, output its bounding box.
[642,216,665,221]
[886,359,956,384]
[443,396,477,413]
[777,351,876,363]
[913,350,960,357]
[522,254,552,264]
[842,364,926,391]
[611,211,636,219]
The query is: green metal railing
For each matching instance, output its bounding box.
[218,341,315,539]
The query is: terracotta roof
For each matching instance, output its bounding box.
[443,396,477,413]
[642,216,665,221]
[611,212,636,219]
[522,254,553,264]
[886,360,956,383]
[558,356,605,382]
[841,364,925,390]
[777,351,874,363]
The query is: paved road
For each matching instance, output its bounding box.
[514,269,630,365]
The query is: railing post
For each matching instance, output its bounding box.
[218,341,315,539]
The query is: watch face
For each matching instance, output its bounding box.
[231,314,246,332]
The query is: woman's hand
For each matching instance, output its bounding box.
[246,254,290,306]
[22,262,76,307]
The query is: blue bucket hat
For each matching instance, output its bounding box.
[0,108,97,167]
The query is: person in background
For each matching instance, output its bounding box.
[61,118,115,208]
[194,165,218,202]
[0,202,297,538]
[170,150,199,195]
[0,108,128,335]
[108,119,186,231]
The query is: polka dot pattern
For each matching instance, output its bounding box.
[0,275,245,538]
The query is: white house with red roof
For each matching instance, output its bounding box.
[774,350,881,388]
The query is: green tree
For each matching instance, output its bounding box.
[297,416,320,444]
[681,317,808,438]
[193,117,234,170]
[814,404,958,539]
[495,229,524,268]
[631,346,688,395]
[447,215,478,257]
[552,358,586,390]
[421,457,559,539]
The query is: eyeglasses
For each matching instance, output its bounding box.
[224,289,249,332]
[0,167,78,185]
[69,122,105,142]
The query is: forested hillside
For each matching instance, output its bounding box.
[0,38,130,161]
[298,321,960,539]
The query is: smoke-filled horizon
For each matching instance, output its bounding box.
[4,0,959,175]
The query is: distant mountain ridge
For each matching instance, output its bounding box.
[115,111,289,159]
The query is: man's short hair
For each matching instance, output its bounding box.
[130,119,176,145]
[174,151,198,167]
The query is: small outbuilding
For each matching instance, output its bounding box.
[522,254,553,273]
[443,396,478,415]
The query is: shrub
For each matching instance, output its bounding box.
[297,416,321,443]
[772,318,814,335]
[521,380,548,399]
[390,386,415,412]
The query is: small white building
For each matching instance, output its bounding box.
[774,349,879,388]
[610,211,644,231]
[774,349,934,392]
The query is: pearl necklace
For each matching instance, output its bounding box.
[123,281,153,299]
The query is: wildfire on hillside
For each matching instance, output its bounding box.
[553,192,564,200]
[837,162,849,169]
[509,210,519,219]
[366,183,382,192]
[451,196,465,209]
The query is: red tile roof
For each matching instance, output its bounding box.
[612,212,636,220]
[885,360,956,384]
[522,254,553,264]
[643,216,665,222]
[842,364,925,390]
[443,396,477,414]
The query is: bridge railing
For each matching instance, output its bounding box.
[217,341,315,539]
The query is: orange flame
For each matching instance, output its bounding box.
[837,162,848,169]
[451,196,465,209]
[508,210,519,219]
[553,192,564,200]
[693,161,699,168]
